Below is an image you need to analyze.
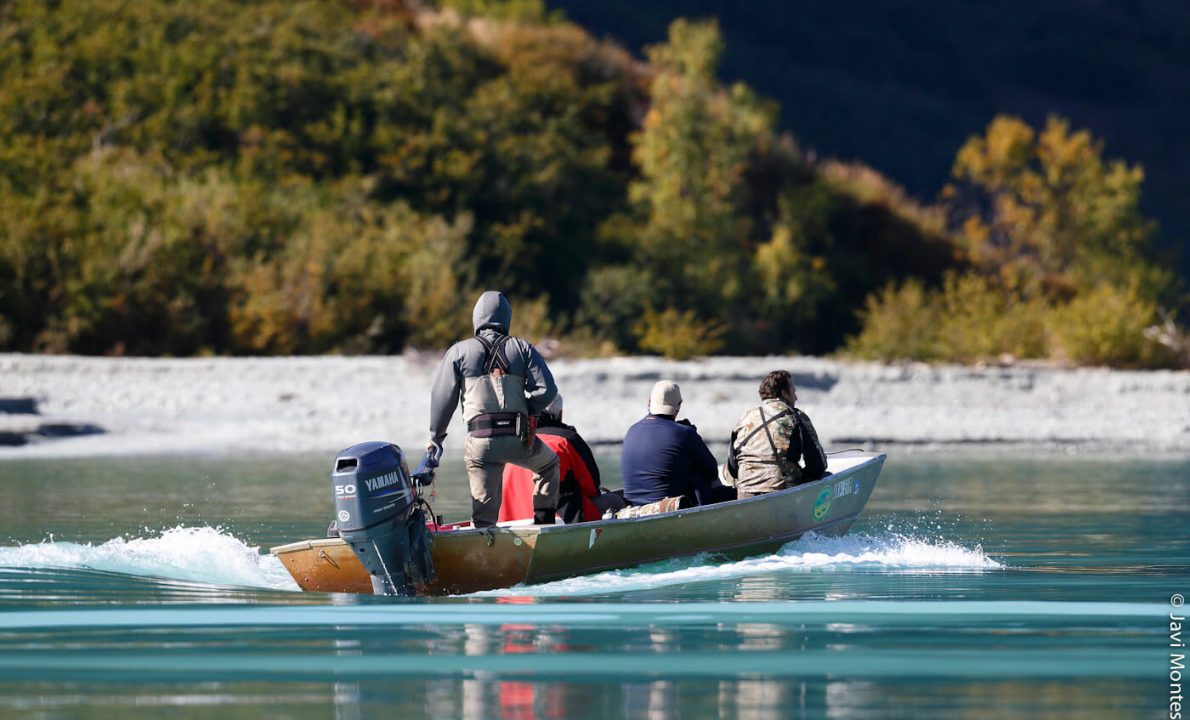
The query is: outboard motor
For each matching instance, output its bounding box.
[330,442,435,596]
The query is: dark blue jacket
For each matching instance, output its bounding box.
[621,415,717,506]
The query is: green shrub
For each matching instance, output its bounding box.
[635,306,726,360]
[1049,282,1164,368]
[848,271,1050,364]
[846,279,939,361]
[575,265,658,353]
[933,272,1048,362]
[227,199,473,354]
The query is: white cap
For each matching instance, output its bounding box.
[649,381,682,416]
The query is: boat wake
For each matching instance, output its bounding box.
[0,527,999,599]
[0,526,299,592]
[475,531,1003,598]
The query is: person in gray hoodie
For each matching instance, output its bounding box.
[427,291,560,526]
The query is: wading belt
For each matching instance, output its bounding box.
[469,334,522,438]
[468,413,521,438]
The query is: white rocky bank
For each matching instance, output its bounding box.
[1,352,1188,458]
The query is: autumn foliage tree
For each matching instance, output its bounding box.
[850,115,1183,367]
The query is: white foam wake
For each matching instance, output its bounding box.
[476,531,1003,597]
[0,526,299,591]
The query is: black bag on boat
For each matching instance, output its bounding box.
[592,488,628,517]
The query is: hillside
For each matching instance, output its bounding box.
[0,0,1183,366]
[0,0,954,357]
[554,0,1190,272]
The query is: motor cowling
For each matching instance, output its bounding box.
[331,441,434,596]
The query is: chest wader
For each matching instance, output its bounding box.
[464,335,529,439]
[734,402,799,496]
[461,335,559,526]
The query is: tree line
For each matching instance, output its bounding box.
[0,0,1184,366]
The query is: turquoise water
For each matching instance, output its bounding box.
[0,451,1186,718]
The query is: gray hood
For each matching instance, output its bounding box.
[472,291,511,334]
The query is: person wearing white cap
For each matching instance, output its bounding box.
[620,380,723,507]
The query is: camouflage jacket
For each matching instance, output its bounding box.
[727,398,827,494]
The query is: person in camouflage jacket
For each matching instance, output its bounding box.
[726,370,827,499]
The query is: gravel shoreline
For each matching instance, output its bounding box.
[2,353,1188,459]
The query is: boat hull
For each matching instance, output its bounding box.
[271,452,885,595]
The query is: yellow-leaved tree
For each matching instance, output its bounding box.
[850,115,1183,367]
[949,115,1167,299]
[627,20,772,346]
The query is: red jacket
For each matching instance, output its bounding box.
[500,430,601,523]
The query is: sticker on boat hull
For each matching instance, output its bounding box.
[832,478,858,498]
[812,489,832,520]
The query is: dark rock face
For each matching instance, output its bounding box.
[0,397,103,446]
[0,398,38,415]
[35,423,105,439]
